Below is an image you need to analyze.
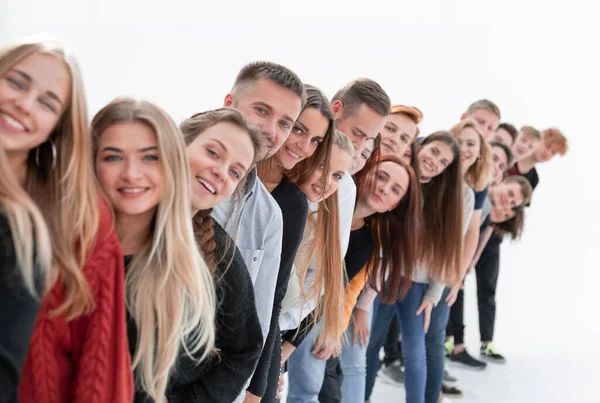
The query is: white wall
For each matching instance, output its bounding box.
[3,0,599,375]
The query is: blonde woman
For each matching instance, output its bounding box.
[0,145,51,401]
[0,38,133,402]
[92,97,216,402]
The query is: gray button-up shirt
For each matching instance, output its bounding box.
[212,168,283,346]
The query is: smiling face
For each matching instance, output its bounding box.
[0,52,71,160]
[488,181,524,209]
[416,140,454,181]
[492,127,514,148]
[490,206,516,223]
[298,143,352,203]
[95,122,165,220]
[185,121,255,210]
[359,160,410,213]
[348,137,375,175]
[491,145,509,184]
[512,131,540,162]
[380,113,417,158]
[457,126,481,173]
[466,108,499,139]
[225,78,302,161]
[275,106,329,170]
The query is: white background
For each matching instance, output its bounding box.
[3,1,599,401]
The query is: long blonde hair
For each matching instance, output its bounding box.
[91,97,216,400]
[0,146,52,294]
[0,38,99,320]
[288,130,354,344]
[450,118,492,191]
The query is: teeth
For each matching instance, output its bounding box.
[313,185,322,194]
[1,113,26,131]
[286,147,300,159]
[197,177,215,194]
[121,188,146,194]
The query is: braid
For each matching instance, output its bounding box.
[192,209,216,273]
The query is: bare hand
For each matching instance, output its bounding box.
[445,284,461,307]
[416,299,434,333]
[243,391,261,403]
[276,372,285,400]
[351,308,370,347]
[312,336,342,360]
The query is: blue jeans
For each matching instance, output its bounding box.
[365,297,397,400]
[287,323,326,403]
[339,308,373,403]
[425,288,450,403]
[364,285,451,403]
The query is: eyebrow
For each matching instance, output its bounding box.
[387,122,398,131]
[354,127,370,139]
[209,138,228,153]
[11,68,65,107]
[101,146,158,153]
[295,118,309,133]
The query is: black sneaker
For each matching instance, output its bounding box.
[378,360,404,385]
[442,383,464,398]
[449,349,487,370]
[480,343,506,363]
[443,370,457,383]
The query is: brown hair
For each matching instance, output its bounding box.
[450,118,492,191]
[353,156,423,302]
[542,128,568,156]
[465,99,501,119]
[287,131,353,343]
[504,175,533,206]
[232,61,307,107]
[414,132,464,285]
[519,125,541,141]
[489,141,515,167]
[390,104,424,136]
[0,39,99,319]
[497,123,518,142]
[332,78,391,118]
[180,107,262,272]
[493,207,525,240]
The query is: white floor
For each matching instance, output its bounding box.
[282,352,598,402]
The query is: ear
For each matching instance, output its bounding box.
[460,113,468,121]
[224,93,234,107]
[331,100,344,120]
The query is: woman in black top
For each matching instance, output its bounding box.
[254,85,334,402]
[0,148,52,403]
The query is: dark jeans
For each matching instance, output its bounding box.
[447,287,465,345]
[262,329,282,403]
[318,358,343,403]
[383,315,402,365]
[476,235,501,342]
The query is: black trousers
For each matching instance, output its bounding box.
[382,314,402,365]
[318,357,344,403]
[476,235,501,342]
[447,287,465,345]
[262,329,282,403]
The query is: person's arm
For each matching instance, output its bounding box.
[168,238,263,403]
[0,216,42,403]
[247,195,308,398]
[469,226,494,268]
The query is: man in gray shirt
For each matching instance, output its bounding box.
[211,61,306,403]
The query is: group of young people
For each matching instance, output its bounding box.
[0,36,567,403]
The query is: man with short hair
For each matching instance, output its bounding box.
[508,127,568,192]
[511,126,541,163]
[286,78,390,403]
[461,99,501,139]
[212,61,306,403]
[492,122,518,147]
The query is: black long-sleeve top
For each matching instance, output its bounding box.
[0,213,43,403]
[247,176,308,397]
[128,220,263,403]
[283,225,373,347]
